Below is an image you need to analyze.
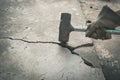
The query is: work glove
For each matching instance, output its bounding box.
[86,21,112,40]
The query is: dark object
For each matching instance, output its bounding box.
[86,5,120,39]
[97,5,120,29]
[59,6,120,43]
[59,13,73,44]
[59,13,86,43]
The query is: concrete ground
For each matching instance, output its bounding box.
[0,0,119,80]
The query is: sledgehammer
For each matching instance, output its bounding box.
[59,13,120,44]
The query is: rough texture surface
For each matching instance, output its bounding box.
[79,0,120,80]
[0,0,105,80]
[0,0,120,80]
[0,39,104,80]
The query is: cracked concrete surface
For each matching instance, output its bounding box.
[79,0,120,80]
[0,37,97,64]
[0,38,105,80]
[1,0,120,80]
[0,0,105,79]
[0,0,86,42]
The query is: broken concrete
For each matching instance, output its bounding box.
[0,39,105,80]
[79,0,120,80]
[0,0,108,80]
[0,0,86,42]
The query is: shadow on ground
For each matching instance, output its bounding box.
[102,63,120,80]
[97,38,120,80]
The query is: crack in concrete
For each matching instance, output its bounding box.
[0,37,95,68]
[62,73,64,78]
[39,73,47,78]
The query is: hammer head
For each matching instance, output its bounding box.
[59,13,73,43]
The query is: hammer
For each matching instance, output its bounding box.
[59,13,87,44]
[59,13,120,44]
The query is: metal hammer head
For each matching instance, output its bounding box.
[59,13,73,43]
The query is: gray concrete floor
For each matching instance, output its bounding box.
[0,0,120,80]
